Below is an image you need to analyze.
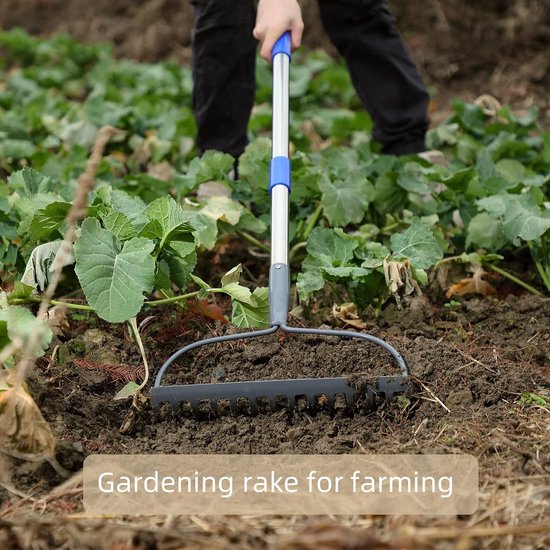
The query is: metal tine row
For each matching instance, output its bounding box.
[164,392,356,416]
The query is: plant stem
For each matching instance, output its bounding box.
[289,241,307,263]
[487,264,544,296]
[533,260,550,293]
[527,239,550,292]
[302,203,323,241]
[146,290,201,306]
[9,296,95,311]
[380,222,402,234]
[235,230,270,254]
[10,290,203,310]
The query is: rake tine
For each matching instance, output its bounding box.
[248,398,259,415]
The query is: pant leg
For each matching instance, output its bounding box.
[191,0,257,158]
[317,0,430,154]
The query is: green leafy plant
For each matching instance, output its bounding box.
[1,28,549,344]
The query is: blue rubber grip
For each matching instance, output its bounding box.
[271,32,292,61]
[270,156,291,193]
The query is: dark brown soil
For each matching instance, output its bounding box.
[9,293,548,470]
[1,293,549,548]
[33,296,550,460]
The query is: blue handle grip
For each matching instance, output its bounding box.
[271,32,292,61]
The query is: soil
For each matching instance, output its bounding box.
[1,292,549,548]
[33,293,550,459]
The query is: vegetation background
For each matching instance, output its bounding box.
[0,0,548,125]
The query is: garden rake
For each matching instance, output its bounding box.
[151,33,409,415]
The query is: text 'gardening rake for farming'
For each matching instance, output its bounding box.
[151,33,409,415]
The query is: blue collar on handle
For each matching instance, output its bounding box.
[271,32,292,61]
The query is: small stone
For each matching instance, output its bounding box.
[210,366,226,383]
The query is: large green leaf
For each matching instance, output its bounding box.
[140,196,195,250]
[101,211,138,241]
[297,229,373,300]
[476,194,508,218]
[296,268,325,300]
[180,196,241,250]
[501,195,550,243]
[160,240,197,289]
[495,159,526,185]
[306,227,357,266]
[178,203,221,250]
[0,305,52,358]
[221,283,254,305]
[478,192,550,244]
[319,173,373,226]
[390,219,443,269]
[202,196,242,226]
[374,172,408,214]
[110,189,149,231]
[466,213,507,251]
[7,167,51,196]
[221,264,243,286]
[397,163,430,194]
[74,218,156,323]
[195,150,235,183]
[321,265,371,278]
[231,287,269,328]
[29,201,71,241]
[0,139,36,159]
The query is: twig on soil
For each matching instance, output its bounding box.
[0,482,34,501]
[431,424,448,444]
[189,515,215,532]
[413,377,451,413]
[451,345,496,374]
[490,429,546,474]
[410,520,550,540]
[33,471,83,512]
[46,345,60,371]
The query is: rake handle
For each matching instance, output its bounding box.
[269,32,292,326]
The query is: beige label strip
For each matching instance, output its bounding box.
[83,454,478,515]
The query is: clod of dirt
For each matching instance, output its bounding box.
[243,341,281,363]
[446,387,474,408]
[55,440,87,471]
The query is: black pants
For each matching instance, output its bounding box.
[191,0,430,156]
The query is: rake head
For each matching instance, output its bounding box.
[151,325,409,417]
[150,375,408,415]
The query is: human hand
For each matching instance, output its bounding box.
[253,0,304,62]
